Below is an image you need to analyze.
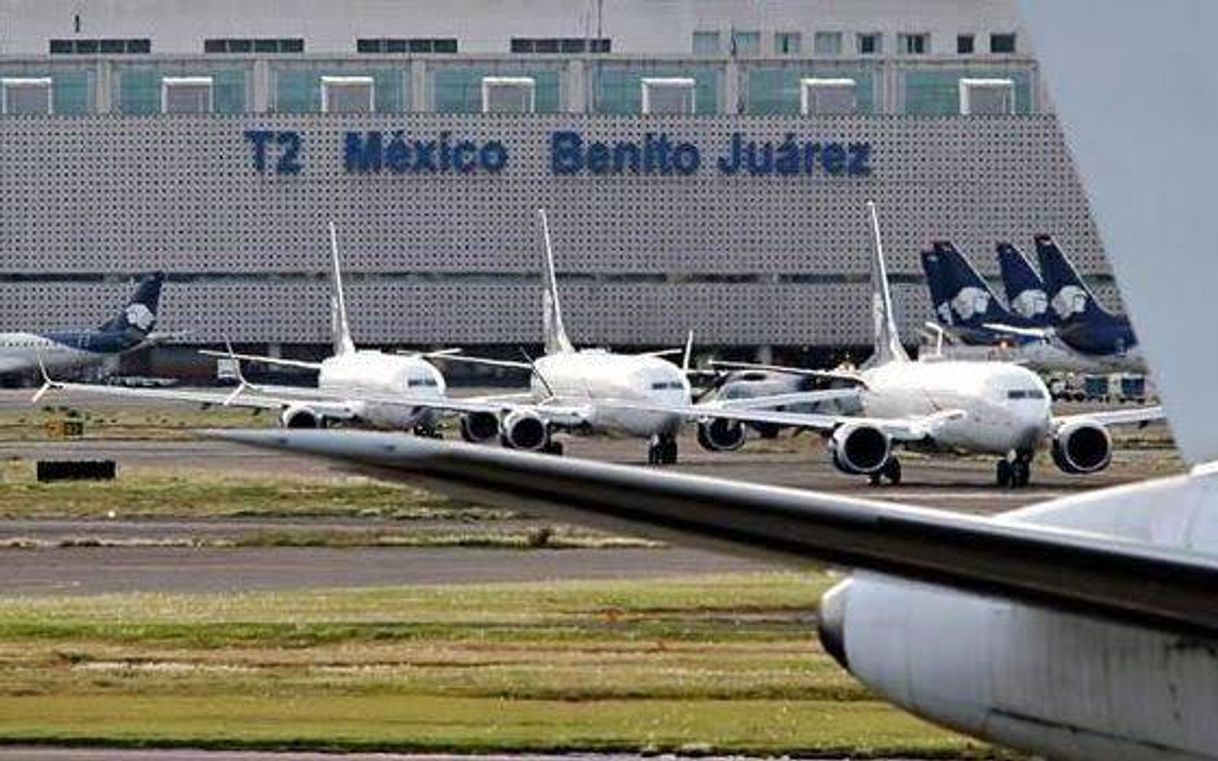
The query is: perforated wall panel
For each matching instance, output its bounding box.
[0,113,1109,346]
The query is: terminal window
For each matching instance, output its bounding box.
[161,77,213,114]
[481,77,535,113]
[692,31,720,55]
[990,33,1017,53]
[731,31,760,56]
[641,77,695,115]
[800,78,856,115]
[774,32,801,54]
[897,33,929,54]
[204,38,304,54]
[813,32,843,55]
[321,76,374,113]
[959,78,1015,115]
[510,38,610,54]
[50,38,150,54]
[358,38,458,53]
[1,78,52,115]
[957,34,975,54]
[857,32,882,55]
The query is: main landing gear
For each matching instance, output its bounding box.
[996,450,1033,488]
[868,457,902,486]
[647,434,678,465]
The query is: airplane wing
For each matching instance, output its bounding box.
[708,360,865,386]
[1053,405,1165,429]
[599,398,961,442]
[33,378,357,420]
[212,430,1218,638]
[704,388,860,410]
[426,354,534,371]
[981,322,1053,340]
[198,349,323,371]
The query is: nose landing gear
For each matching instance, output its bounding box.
[997,450,1033,488]
[647,434,678,465]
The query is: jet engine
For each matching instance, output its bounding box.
[280,404,322,429]
[828,423,891,475]
[696,418,747,452]
[460,411,501,444]
[501,410,549,451]
[1051,420,1112,474]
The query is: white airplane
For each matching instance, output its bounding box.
[38,224,450,434]
[714,202,1162,487]
[0,273,167,379]
[217,3,1218,757]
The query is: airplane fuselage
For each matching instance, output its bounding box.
[318,350,446,431]
[0,331,139,376]
[529,350,691,438]
[824,470,1218,760]
[862,361,1051,455]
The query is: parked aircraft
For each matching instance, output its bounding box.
[0,273,165,379]
[218,5,1218,757]
[723,202,1162,486]
[37,224,450,433]
[920,241,1104,372]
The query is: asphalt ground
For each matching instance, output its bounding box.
[0,389,1182,596]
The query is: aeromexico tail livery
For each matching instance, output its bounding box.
[921,242,1105,372]
[996,242,1054,327]
[1034,234,1142,364]
[0,273,164,377]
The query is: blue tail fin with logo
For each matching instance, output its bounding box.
[98,273,164,336]
[1034,235,1113,322]
[996,242,1053,327]
[920,241,1017,329]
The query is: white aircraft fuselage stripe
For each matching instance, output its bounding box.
[0,333,108,374]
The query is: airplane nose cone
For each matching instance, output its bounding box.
[817,579,851,671]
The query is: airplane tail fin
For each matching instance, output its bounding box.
[866,201,909,366]
[537,209,574,355]
[921,241,1016,329]
[996,242,1053,326]
[99,272,164,335]
[1034,235,1112,322]
[328,222,356,357]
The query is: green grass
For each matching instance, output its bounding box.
[0,573,995,756]
[0,403,274,441]
[0,464,511,520]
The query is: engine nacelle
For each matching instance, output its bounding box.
[501,410,548,451]
[696,418,747,452]
[1051,421,1112,474]
[460,411,501,444]
[280,404,322,429]
[828,423,891,475]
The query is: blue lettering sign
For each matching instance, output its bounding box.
[246,130,303,175]
[717,133,872,178]
[342,131,509,174]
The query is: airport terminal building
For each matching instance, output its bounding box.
[0,0,1116,370]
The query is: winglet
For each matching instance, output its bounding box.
[221,339,253,406]
[681,330,694,372]
[866,201,910,365]
[329,222,356,357]
[30,350,60,404]
[537,209,574,355]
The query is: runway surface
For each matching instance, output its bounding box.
[0,390,1181,597]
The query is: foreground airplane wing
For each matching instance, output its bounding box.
[213,430,1218,638]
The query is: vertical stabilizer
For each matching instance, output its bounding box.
[996,242,1052,326]
[1034,235,1112,322]
[99,272,164,335]
[867,201,909,365]
[1022,0,1215,463]
[328,222,356,357]
[923,241,1018,329]
[537,209,574,355]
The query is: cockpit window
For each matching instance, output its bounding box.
[1007,389,1045,400]
[408,378,439,388]
[651,381,684,390]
